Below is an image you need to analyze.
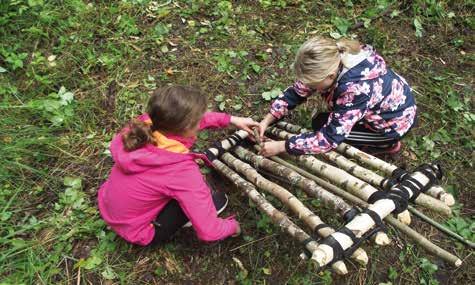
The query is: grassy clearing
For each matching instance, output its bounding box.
[1,0,474,284]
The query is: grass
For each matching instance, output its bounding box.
[0,0,474,284]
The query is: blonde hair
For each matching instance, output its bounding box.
[294,37,361,84]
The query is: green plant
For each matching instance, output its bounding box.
[27,86,75,126]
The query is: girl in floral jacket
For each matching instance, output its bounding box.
[258,37,417,156]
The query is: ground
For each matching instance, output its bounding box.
[0,1,474,284]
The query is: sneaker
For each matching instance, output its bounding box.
[182,192,229,228]
[360,141,402,156]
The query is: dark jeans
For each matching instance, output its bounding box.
[150,199,190,245]
[149,191,226,246]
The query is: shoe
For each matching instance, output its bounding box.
[360,141,402,155]
[182,192,229,228]
[213,192,229,215]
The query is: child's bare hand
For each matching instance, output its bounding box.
[230,116,260,135]
[258,113,277,141]
[259,140,286,157]
[232,223,241,237]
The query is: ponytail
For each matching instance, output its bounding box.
[336,38,361,54]
[122,119,155,151]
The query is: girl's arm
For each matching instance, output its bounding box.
[199,112,259,134]
[171,164,239,242]
[199,112,231,130]
[284,90,370,155]
[269,80,315,118]
[259,80,314,138]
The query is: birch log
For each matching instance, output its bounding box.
[203,131,353,273]
[233,146,353,217]
[211,159,332,270]
[336,143,455,206]
[220,152,367,270]
[274,123,451,216]
[265,153,391,246]
[229,147,368,264]
[264,156,462,266]
[274,121,455,207]
[266,127,412,225]
[307,163,462,267]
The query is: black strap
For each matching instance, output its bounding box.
[313,223,331,233]
[391,167,407,181]
[301,237,315,258]
[203,134,246,161]
[380,177,397,190]
[339,227,358,244]
[367,191,387,205]
[342,207,359,222]
[362,208,385,230]
[321,235,345,264]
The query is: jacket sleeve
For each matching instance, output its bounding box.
[170,163,238,242]
[199,112,231,130]
[269,80,315,119]
[286,84,370,155]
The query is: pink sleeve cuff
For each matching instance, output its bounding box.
[199,112,231,129]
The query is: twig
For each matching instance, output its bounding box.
[230,234,277,252]
[76,266,81,285]
[253,127,262,146]
[408,205,475,249]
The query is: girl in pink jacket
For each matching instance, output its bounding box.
[98,85,259,246]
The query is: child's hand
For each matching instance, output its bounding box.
[258,113,277,141]
[259,140,286,157]
[230,116,260,135]
[232,223,241,237]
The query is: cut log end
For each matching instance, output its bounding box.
[441,193,456,206]
[333,261,348,275]
[352,248,369,265]
[455,259,463,267]
[311,250,328,267]
[397,210,412,225]
[374,232,391,245]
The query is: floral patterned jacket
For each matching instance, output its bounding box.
[270,45,417,155]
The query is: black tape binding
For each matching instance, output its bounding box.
[380,177,398,190]
[301,237,315,258]
[313,223,331,233]
[342,207,359,222]
[321,235,345,263]
[367,163,443,215]
[203,133,245,161]
[311,208,388,266]
[391,167,407,181]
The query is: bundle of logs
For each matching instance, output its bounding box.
[203,121,467,274]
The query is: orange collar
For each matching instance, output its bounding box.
[144,119,189,154]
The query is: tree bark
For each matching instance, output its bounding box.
[220,152,367,268]
[266,127,412,225]
[275,121,455,209]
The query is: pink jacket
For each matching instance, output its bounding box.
[98,112,238,245]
